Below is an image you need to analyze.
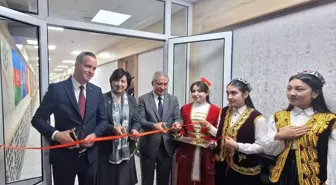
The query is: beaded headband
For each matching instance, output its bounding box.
[298,70,326,85]
[231,78,252,92]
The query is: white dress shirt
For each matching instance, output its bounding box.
[261,106,336,185]
[51,76,87,140]
[230,105,266,154]
[261,106,314,155]
[71,76,86,101]
[153,92,164,110]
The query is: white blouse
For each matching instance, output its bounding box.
[230,106,267,154]
[260,106,336,185]
[191,102,217,137]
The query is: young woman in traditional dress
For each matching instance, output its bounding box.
[215,78,266,185]
[174,78,221,185]
[260,70,336,185]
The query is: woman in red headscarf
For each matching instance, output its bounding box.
[174,78,221,185]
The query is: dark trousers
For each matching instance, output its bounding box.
[52,153,97,185]
[141,141,172,185]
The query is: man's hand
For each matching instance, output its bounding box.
[153,122,164,130]
[83,133,96,148]
[129,129,140,140]
[55,129,78,149]
[114,126,125,135]
[172,122,182,131]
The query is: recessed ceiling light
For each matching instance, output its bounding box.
[71,51,82,55]
[57,65,68,68]
[98,52,112,58]
[48,45,56,50]
[54,68,63,71]
[48,26,64,31]
[27,39,38,45]
[16,44,23,48]
[91,10,131,26]
[62,60,75,64]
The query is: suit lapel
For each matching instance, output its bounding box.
[84,83,94,123]
[64,78,81,118]
[149,93,160,121]
[128,95,134,123]
[106,92,113,123]
[162,94,169,121]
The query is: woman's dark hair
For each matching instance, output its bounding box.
[227,79,255,109]
[190,81,211,104]
[109,68,132,89]
[286,73,331,113]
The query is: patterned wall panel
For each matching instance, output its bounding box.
[232,2,336,118]
[5,100,34,182]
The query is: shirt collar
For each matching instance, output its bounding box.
[71,76,86,89]
[233,105,247,115]
[292,106,315,116]
[153,91,164,100]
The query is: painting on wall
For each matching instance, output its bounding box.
[12,49,29,105]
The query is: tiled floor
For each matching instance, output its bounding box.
[20,126,43,180]
[20,94,43,181]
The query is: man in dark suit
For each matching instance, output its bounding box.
[138,71,182,185]
[32,51,108,185]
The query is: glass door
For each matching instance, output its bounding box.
[0,6,50,185]
[167,32,233,108]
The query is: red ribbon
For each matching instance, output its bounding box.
[0,123,220,150]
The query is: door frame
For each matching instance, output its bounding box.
[0,0,185,184]
[0,6,49,185]
[167,32,233,106]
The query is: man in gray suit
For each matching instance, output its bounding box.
[138,71,182,185]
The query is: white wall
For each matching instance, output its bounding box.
[90,61,118,93]
[232,2,336,118]
[137,48,164,97]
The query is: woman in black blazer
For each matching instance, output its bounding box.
[97,68,141,185]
